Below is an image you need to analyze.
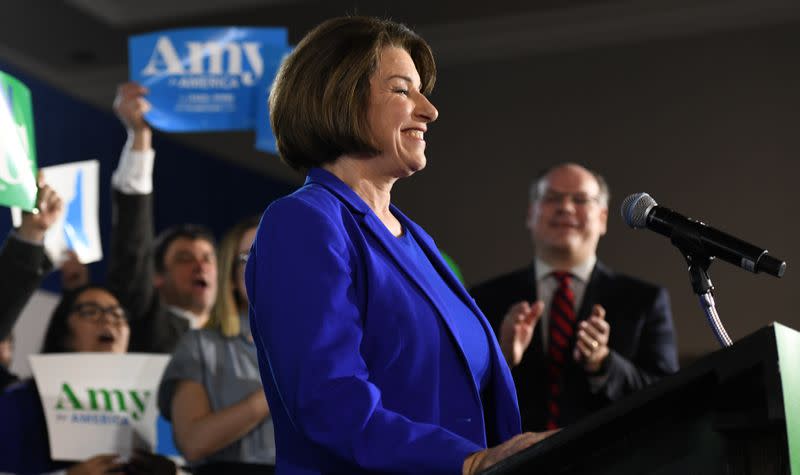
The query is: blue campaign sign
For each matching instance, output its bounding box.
[254,44,292,155]
[129,27,289,132]
[63,169,89,251]
[9,159,104,265]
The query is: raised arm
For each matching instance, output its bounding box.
[0,179,62,339]
[106,82,158,323]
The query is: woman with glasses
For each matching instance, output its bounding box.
[158,216,275,475]
[0,284,176,474]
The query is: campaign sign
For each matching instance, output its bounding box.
[254,44,292,155]
[11,160,102,266]
[129,26,289,132]
[0,70,37,211]
[30,353,170,461]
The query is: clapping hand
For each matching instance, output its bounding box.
[499,301,544,367]
[573,304,610,374]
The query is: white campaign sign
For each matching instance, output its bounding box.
[11,159,102,266]
[29,353,169,461]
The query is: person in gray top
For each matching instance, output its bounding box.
[158,216,275,474]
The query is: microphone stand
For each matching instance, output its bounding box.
[671,226,733,348]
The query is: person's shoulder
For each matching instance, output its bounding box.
[1,379,39,408]
[169,327,214,354]
[603,267,662,291]
[596,262,667,300]
[263,183,345,225]
[178,327,227,347]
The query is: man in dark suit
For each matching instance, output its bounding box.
[107,82,217,353]
[471,163,678,432]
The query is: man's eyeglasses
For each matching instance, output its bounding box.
[539,190,600,207]
[70,303,127,323]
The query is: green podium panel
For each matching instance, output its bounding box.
[777,324,800,473]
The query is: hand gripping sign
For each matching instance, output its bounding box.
[11,160,103,266]
[129,26,289,134]
[0,70,38,211]
[30,353,170,461]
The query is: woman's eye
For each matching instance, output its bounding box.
[393,88,409,96]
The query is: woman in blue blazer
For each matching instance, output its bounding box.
[245,16,551,475]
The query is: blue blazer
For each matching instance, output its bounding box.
[246,168,521,474]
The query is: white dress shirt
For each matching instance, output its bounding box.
[535,255,596,350]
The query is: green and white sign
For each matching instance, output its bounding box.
[30,354,169,461]
[0,70,37,211]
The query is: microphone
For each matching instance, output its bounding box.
[621,193,786,278]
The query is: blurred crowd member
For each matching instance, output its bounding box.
[471,163,679,431]
[159,216,275,474]
[0,177,62,390]
[0,284,176,474]
[108,82,218,353]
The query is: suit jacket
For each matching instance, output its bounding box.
[245,168,521,475]
[107,191,190,353]
[0,234,52,341]
[470,261,678,432]
[0,234,52,390]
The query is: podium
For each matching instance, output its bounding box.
[484,323,800,475]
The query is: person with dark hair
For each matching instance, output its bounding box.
[246,16,552,475]
[0,177,62,390]
[0,284,177,474]
[108,83,218,353]
[159,215,276,474]
[470,163,679,432]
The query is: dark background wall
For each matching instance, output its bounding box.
[392,21,799,361]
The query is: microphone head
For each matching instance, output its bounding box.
[621,193,657,229]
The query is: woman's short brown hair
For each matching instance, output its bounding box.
[269,16,436,172]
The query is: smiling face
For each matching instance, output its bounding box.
[528,164,608,267]
[155,237,218,316]
[66,288,129,353]
[365,46,439,177]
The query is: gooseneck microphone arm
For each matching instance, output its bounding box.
[620,192,789,348]
[669,229,732,347]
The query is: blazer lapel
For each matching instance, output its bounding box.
[305,168,478,373]
[528,262,545,358]
[396,209,522,438]
[575,261,611,323]
[306,168,511,433]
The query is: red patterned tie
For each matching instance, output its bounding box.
[545,271,576,430]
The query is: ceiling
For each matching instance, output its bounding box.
[2,0,799,183]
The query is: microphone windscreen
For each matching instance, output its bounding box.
[621,192,657,229]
